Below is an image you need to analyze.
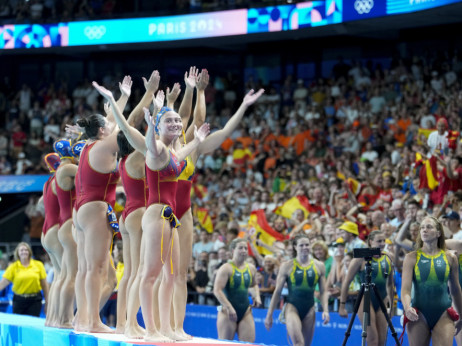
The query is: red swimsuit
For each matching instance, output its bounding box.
[119,155,148,220]
[75,142,120,211]
[146,150,185,213]
[42,176,60,235]
[56,176,76,226]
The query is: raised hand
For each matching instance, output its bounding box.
[143,107,154,127]
[196,69,209,91]
[104,102,111,115]
[166,83,181,105]
[65,124,84,139]
[243,88,265,107]
[142,70,160,93]
[93,81,114,101]
[152,90,165,114]
[119,75,133,97]
[194,123,210,142]
[184,66,199,89]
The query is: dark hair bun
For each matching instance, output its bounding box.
[77,118,89,128]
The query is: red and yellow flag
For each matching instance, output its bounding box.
[232,148,252,165]
[193,184,208,200]
[195,207,213,233]
[248,209,285,255]
[415,153,439,190]
[274,196,310,219]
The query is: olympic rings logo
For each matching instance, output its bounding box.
[354,0,374,14]
[84,25,106,40]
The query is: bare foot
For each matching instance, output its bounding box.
[135,324,145,335]
[144,331,173,343]
[160,329,184,341]
[175,329,193,341]
[124,325,144,339]
[115,325,124,334]
[87,322,114,334]
[57,322,73,329]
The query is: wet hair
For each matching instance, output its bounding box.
[415,216,446,250]
[117,131,135,158]
[292,234,310,257]
[229,238,247,251]
[14,242,32,261]
[76,114,106,139]
[367,230,383,247]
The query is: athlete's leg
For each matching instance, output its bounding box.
[236,308,256,342]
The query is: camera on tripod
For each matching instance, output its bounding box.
[353,248,381,259]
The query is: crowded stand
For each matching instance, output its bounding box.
[2,46,462,344]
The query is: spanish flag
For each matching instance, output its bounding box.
[347,177,363,196]
[195,207,213,233]
[248,209,285,255]
[274,196,311,219]
[447,130,460,150]
[193,184,208,200]
[417,128,434,145]
[232,148,252,165]
[415,153,439,190]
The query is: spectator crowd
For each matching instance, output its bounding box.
[2,49,462,321]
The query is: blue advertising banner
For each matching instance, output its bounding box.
[387,0,462,15]
[180,304,411,345]
[343,0,387,22]
[0,175,50,194]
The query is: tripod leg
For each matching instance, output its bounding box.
[361,284,371,346]
[371,284,401,346]
[342,284,365,346]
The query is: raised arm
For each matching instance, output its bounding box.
[175,123,210,162]
[179,66,199,129]
[264,261,290,330]
[143,107,162,158]
[127,70,160,128]
[185,69,209,143]
[108,75,132,124]
[93,81,147,155]
[196,89,264,155]
[166,83,181,110]
[394,217,414,251]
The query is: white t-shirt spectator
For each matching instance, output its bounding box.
[427,130,448,155]
[361,150,379,162]
[192,241,214,259]
[369,95,386,114]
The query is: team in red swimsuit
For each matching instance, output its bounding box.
[75,141,120,212]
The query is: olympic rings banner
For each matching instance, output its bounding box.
[0,0,461,50]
